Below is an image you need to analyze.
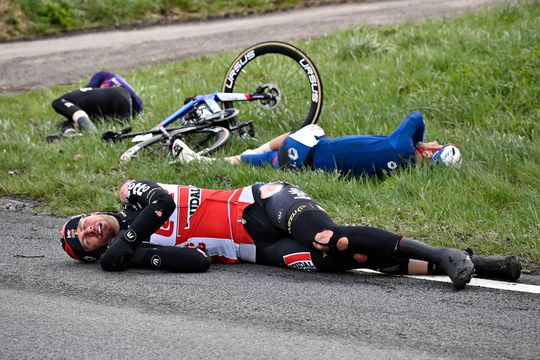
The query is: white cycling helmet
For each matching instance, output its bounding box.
[432,144,462,167]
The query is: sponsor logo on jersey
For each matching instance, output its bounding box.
[127,181,150,197]
[185,187,201,229]
[287,148,299,161]
[283,252,316,271]
[124,229,137,242]
[108,77,121,87]
[150,255,161,268]
[288,187,311,200]
[287,204,306,233]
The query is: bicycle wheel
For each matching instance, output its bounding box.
[176,126,231,155]
[221,41,323,136]
[120,126,231,162]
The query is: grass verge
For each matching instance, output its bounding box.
[0,2,538,263]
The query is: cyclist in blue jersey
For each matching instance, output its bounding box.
[171,112,462,177]
[50,71,143,138]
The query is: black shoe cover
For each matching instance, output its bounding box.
[438,249,475,290]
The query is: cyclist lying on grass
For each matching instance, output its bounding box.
[50,71,144,138]
[172,112,462,176]
[61,180,521,290]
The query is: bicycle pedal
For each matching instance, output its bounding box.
[46,134,60,143]
[241,132,255,139]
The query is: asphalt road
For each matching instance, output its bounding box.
[1,200,539,359]
[1,0,538,359]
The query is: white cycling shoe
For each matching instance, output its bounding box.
[170,138,199,163]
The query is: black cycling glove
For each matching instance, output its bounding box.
[100,230,134,271]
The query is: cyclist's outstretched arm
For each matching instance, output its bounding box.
[242,131,290,155]
[173,124,323,168]
[171,131,290,166]
[131,244,211,273]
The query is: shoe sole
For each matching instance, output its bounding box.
[451,264,474,291]
[440,250,475,291]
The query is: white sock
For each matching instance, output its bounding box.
[72,110,89,124]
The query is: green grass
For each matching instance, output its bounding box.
[1,2,539,263]
[1,0,359,41]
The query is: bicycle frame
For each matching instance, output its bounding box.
[110,41,323,162]
[126,91,262,143]
[104,40,322,152]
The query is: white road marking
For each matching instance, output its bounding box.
[353,269,540,294]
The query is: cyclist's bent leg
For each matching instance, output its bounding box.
[52,89,96,131]
[255,182,473,289]
[52,93,83,122]
[292,211,473,289]
[256,237,359,272]
[256,237,434,275]
[78,87,133,123]
[387,111,425,145]
[242,132,290,156]
[289,209,401,256]
[252,182,398,254]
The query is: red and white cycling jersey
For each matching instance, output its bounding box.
[149,183,256,263]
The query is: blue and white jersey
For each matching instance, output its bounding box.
[276,124,325,170]
[240,124,325,170]
[311,112,425,177]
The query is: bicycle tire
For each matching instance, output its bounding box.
[221,41,323,135]
[120,126,231,162]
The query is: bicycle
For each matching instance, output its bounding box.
[103,41,324,162]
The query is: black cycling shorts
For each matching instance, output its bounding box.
[52,86,133,122]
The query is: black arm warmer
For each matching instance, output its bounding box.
[131,245,211,273]
[123,184,176,250]
[100,181,176,271]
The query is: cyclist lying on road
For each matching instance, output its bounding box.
[172,112,462,177]
[60,179,521,290]
[51,71,144,137]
